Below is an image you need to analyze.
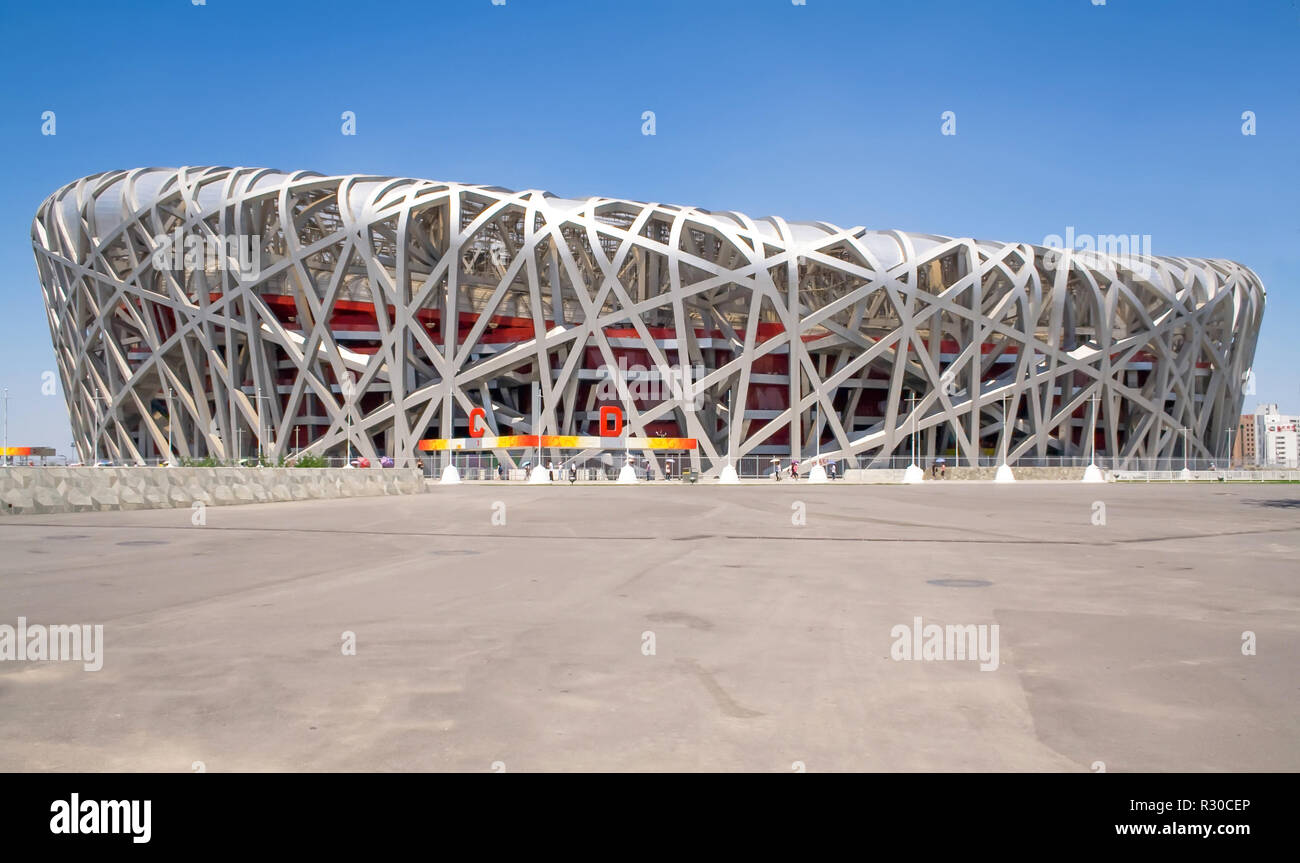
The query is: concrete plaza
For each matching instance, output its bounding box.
[0,481,1296,771]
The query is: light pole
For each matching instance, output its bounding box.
[531,380,540,478]
[1000,392,1012,467]
[1180,427,1190,473]
[815,399,821,462]
[163,384,174,466]
[1086,391,1101,467]
[2,387,8,467]
[726,387,732,472]
[252,392,273,464]
[343,372,357,468]
[91,394,111,465]
[907,392,919,468]
[897,390,925,483]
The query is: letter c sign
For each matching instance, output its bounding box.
[599,406,623,437]
[469,407,487,438]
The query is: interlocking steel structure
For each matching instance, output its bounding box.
[33,167,1265,473]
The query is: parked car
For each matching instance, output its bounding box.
[380,457,394,468]
[350,457,371,469]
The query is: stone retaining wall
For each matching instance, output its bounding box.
[0,467,427,516]
[841,469,908,483]
[938,466,1089,481]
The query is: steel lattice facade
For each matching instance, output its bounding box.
[32,167,1264,472]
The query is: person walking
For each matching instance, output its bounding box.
[790,459,799,480]
[665,458,674,481]
[568,463,577,484]
[828,461,837,480]
[497,462,505,481]
[547,460,555,481]
[643,456,652,480]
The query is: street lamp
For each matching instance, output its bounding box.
[90,393,111,465]
[341,372,358,468]
[815,399,821,461]
[252,392,274,464]
[1000,392,1012,467]
[897,391,925,483]
[906,391,918,468]
[1086,391,1101,467]
[162,384,174,466]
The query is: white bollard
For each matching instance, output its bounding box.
[439,464,461,485]
[1081,463,1105,483]
[718,463,740,484]
[616,464,638,484]
[994,463,1016,483]
[808,464,828,483]
[528,466,552,484]
[902,464,925,484]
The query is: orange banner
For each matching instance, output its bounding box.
[417,436,697,451]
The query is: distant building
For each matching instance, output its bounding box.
[1234,405,1300,467]
[1235,413,1258,465]
[1254,404,1299,468]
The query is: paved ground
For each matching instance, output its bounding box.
[0,481,1296,772]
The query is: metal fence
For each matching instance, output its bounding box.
[725,455,1294,475]
[432,452,688,482]
[21,453,1297,482]
[425,452,1273,480]
[1112,469,1300,482]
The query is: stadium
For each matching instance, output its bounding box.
[32,167,1265,475]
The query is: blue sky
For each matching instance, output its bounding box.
[1,0,1295,453]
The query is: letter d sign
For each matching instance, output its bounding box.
[599,405,623,436]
